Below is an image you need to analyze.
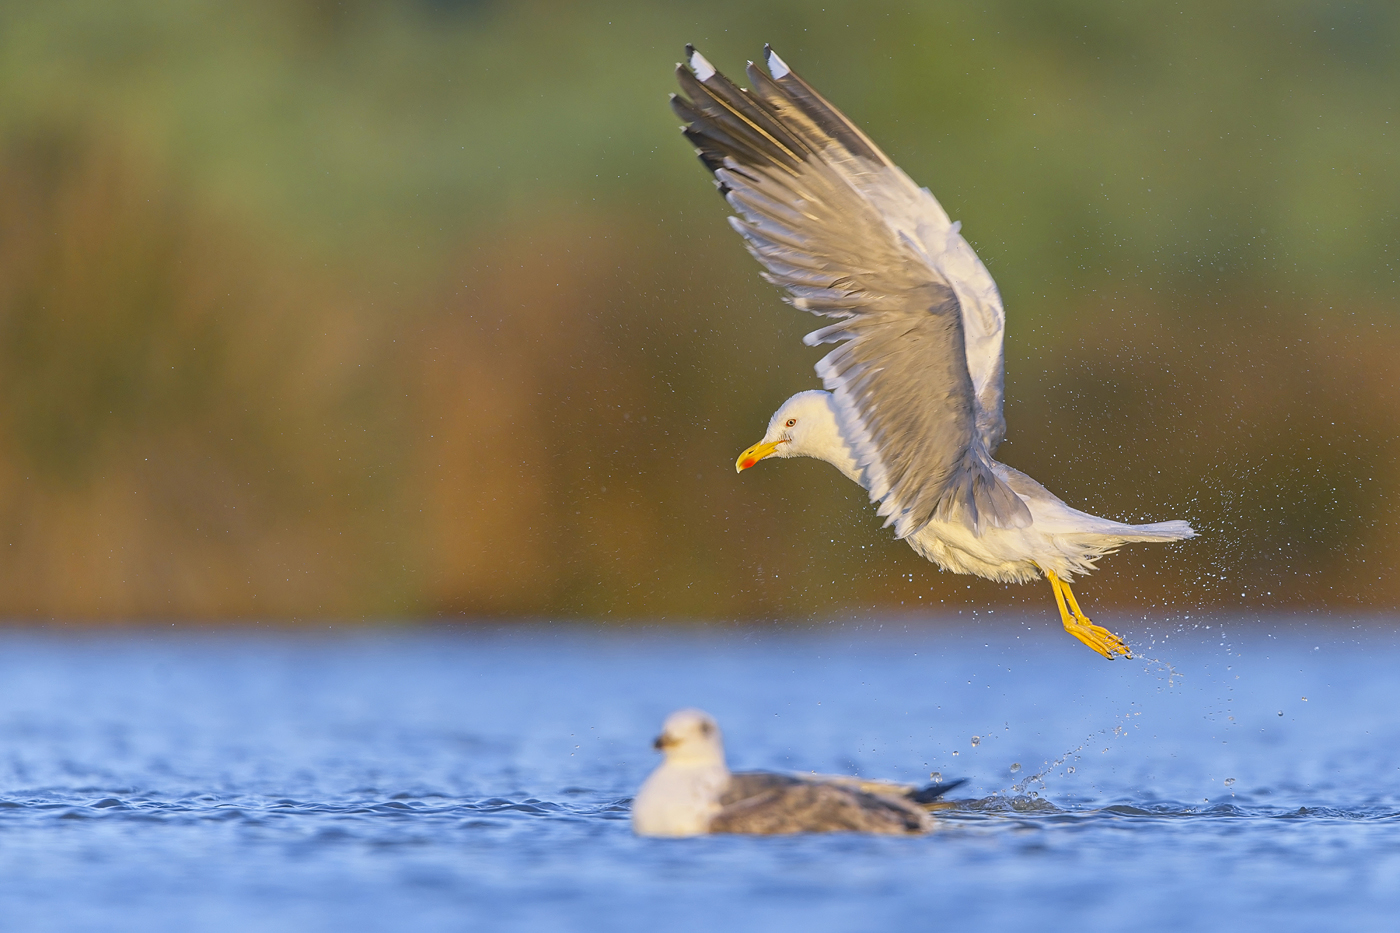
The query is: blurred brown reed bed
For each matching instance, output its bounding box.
[1001,294,1400,614]
[0,132,395,618]
[0,131,1397,622]
[400,213,808,618]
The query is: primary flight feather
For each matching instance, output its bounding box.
[672,46,1195,658]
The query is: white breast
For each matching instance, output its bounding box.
[631,763,730,837]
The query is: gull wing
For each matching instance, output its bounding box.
[810,774,968,807]
[714,771,929,834]
[673,47,1028,535]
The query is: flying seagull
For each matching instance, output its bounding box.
[671,46,1195,659]
[631,708,965,836]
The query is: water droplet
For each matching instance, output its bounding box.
[929,772,942,783]
[1278,711,1284,716]
[970,736,981,747]
[1301,696,1308,702]
[1224,777,1236,786]
[952,750,959,756]
[1067,766,1076,774]
[1009,762,1022,773]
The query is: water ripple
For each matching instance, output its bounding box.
[2,625,1399,932]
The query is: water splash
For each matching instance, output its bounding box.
[1132,652,1185,687]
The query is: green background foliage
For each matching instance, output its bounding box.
[0,0,1395,621]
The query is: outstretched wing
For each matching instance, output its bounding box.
[673,47,1027,536]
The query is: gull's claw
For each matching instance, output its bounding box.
[1064,619,1133,660]
[1046,569,1133,661]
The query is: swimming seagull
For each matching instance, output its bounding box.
[671,46,1196,659]
[631,708,965,837]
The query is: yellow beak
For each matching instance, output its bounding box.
[736,439,783,473]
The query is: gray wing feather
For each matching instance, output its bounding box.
[720,771,806,802]
[674,49,1029,535]
[713,772,929,835]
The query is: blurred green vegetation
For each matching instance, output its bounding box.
[0,0,1395,621]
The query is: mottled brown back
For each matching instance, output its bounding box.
[711,773,930,835]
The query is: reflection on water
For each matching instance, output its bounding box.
[1,620,1398,932]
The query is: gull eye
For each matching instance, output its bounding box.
[785,418,797,427]
[700,721,713,736]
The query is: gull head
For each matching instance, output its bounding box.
[652,708,726,766]
[736,390,844,472]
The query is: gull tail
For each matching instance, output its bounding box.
[1111,520,1196,543]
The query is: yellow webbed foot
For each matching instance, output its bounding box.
[1046,570,1133,660]
[1063,617,1133,660]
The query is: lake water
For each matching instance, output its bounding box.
[2,618,1398,932]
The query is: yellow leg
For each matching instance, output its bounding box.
[1045,570,1132,660]
[1048,568,1075,629]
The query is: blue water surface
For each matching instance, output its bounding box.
[1,618,1398,932]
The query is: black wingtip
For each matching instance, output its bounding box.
[909,778,968,804]
[685,43,696,57]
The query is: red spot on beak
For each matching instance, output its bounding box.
[740,458,756,470]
